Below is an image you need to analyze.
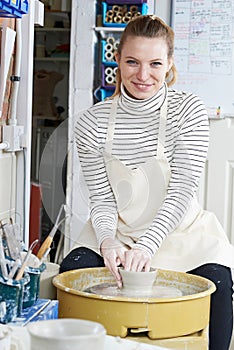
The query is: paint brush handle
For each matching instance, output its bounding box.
[15,259,28,280]
[36,204,65,260]
[37,236,53,260]
[15,239,39,280]
[8,258,21,279]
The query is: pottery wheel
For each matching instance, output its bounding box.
[85,283,183,298]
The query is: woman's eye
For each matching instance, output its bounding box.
[151,61,162,67]
[126,59,137,65]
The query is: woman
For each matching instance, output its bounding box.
[61,15,234,349]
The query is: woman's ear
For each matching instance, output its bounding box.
[168,56,174,71]
[115,52,120,64]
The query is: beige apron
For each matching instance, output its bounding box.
[74,93,234,272]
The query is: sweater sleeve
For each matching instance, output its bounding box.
[134,93,209,256]
[74,107,118,247]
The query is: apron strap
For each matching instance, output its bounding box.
[105,96,118,153]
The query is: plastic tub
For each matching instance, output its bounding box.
[94,88,115,101]
[106,0,147,3]
[0,0,28,18]
[101,40,119,66]
[102,2,148,27]
[102,64,117,89]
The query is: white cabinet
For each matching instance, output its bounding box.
[199,118,234,245]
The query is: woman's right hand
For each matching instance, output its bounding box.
[100,237,127,288]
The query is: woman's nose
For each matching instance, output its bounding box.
[136,65,149,81]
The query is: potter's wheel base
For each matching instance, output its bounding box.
[53,267,216,340]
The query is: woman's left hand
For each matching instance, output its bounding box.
[124,248,152,272]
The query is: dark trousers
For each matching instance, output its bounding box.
[60,247,233,350]
[188,264,233,350]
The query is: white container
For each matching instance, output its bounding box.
[0,324,23,350]
[27,318,106,350]
[39,262,60,299]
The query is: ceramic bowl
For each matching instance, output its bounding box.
[27,318,106,350]
[119,267,157,292]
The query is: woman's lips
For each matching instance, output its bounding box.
[133,82,153,90]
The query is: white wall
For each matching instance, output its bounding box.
[0,2,35,245]
[155,0,171,24]
[0,152,16,221]
[64,0,96,254]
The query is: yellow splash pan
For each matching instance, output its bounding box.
[53,267,216,340]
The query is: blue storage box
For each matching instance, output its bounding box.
[102,2,148,27]
[95,87,115,101]
[0,0,28,18]
[106,0,147,3]
[101,39,119,66]
[102,64,117,89]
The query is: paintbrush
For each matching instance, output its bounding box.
[0,235,8,279]
[37,204,65,260]
[15,239,39,281]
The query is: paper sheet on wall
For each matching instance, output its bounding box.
[171,0,234,118]
[0,21,16,118]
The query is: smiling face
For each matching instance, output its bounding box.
[115,36,173,100]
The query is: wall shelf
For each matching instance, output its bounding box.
[34,57,69,62]
[94,26,124,38]
[35,27,70,32]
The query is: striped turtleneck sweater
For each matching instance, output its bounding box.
[74,83,209,257]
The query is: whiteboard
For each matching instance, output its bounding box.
[171,0,234,118]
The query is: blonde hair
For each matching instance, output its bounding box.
[111,15,177,98]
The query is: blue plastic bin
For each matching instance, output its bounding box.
[0,0,28,18]
[106,0,147,3]
[102,2,148,27]
[102,64,117,89]
[101,39,119,66]
[94,87,115,101]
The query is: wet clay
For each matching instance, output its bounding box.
[119,267,157,293]
[85,282,183,298]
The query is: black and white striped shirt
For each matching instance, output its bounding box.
[74,84,209,256]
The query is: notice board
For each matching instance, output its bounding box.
[171,0,234,118]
